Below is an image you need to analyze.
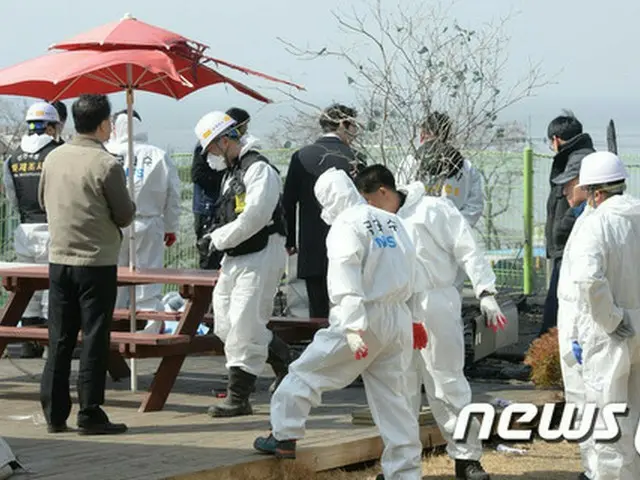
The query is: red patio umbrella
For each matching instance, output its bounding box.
[0,48,271,102]
[50,13,304,92]
[0,47,278,392]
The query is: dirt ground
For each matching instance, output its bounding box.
[219,440,583,480]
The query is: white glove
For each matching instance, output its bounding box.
[612,313,636,341]
[479,295,508,333]
[345,330,368,360]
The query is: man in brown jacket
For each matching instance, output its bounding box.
[38,94,136,435]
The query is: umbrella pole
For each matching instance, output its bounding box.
[126,65,138,393]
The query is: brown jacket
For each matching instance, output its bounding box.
[39,135,136,266]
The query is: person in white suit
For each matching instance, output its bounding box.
[356,164,507,480]
[105,110,181,330]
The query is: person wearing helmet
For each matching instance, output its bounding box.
[194,111,289,417]
[540,112,596,338]
[2,102,63,358]
[191,107,256,270]
[104,109,181,332]
[254,167,427,480]
[282,103,359,320]
[559,151,640,480]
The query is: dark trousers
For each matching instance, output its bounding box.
[40,263,117,426]
[304,275,330,319]
[539,257,562,337]
[194,213,222,270]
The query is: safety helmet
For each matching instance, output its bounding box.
[194,111,237,150]
[577,151,628,187]
[25,102,60,124]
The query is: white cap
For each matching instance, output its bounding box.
[578,151,629,187]
[25,102,60,124]
[194,111,237,150]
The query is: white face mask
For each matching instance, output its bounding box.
[207,153,226,172]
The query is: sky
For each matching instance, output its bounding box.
[0,0,637,152]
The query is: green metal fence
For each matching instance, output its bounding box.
[3,147,639,299]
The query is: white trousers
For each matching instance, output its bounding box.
[213,235,286,376]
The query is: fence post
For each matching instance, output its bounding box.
[523,145,534,295]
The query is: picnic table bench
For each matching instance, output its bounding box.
[0,263,328,412]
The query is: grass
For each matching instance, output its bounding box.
[214,440,583,479]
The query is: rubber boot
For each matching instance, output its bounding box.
[455,459,490,480]
[266,334,291,394]
[20,317,45,359]
[208,367,256,418]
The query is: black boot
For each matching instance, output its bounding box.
[266,334,291,394]
[455,459,490,480]
[208,367,256,418]
[20,317,45,359]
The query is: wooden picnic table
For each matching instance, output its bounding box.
[0,263,218,412]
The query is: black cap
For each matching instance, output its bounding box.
[552,155,583,185]
[225,107,250,127]
[50,101,68,123]
[113,109,142,122]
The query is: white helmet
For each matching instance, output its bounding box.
[194,111,237,150]
[25,102,60,124]
[578,151,629,187]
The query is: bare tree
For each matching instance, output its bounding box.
[264,109,322,149]
[471,121,527,250]
[276,0,551,170]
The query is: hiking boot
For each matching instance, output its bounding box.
[266,334,291,394]
[455,459,490,480]
[253,433,296,459]
[77,407,127,436]
[208,367,256,418]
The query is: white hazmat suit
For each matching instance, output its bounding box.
[560,193,640,480]
[209,145,287,377]
[106,114,181,312]
[397,181,498,462]
[2,133,59,320]
[270,169,425,480]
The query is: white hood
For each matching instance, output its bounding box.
[314,167,365,225]
[239,134,262,157]
[108,113,149,146]
[598,193,640,219]
[20,133,56,154]
[398,181,426,213]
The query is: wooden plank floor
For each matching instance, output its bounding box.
[0,352,561,480]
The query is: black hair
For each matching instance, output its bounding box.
[72,94,111,134]
[50,101,68,123]
[421,111,452,142]
[354,164,397,193]
[226,107,250,125]
[113,108,142,122]
[547,110,582,141]
[319,104,358,133]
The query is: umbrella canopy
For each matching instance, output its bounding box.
[50,13,304,92]
[0,48,271,102]
[51,13,206,52]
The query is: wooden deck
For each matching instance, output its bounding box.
[0,353,562,479]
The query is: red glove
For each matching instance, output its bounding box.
[164,233,177,247]
[412,323,428,350]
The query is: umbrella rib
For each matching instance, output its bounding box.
[51,75,83,102]
[84,73,123,88]
[106,66,125,84]
[157,76,178,99]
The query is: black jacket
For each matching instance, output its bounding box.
[191,143,224,216]
[545,133,595,259]
[282,136,355,278]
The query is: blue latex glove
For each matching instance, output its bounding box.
[571,340,583,365]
